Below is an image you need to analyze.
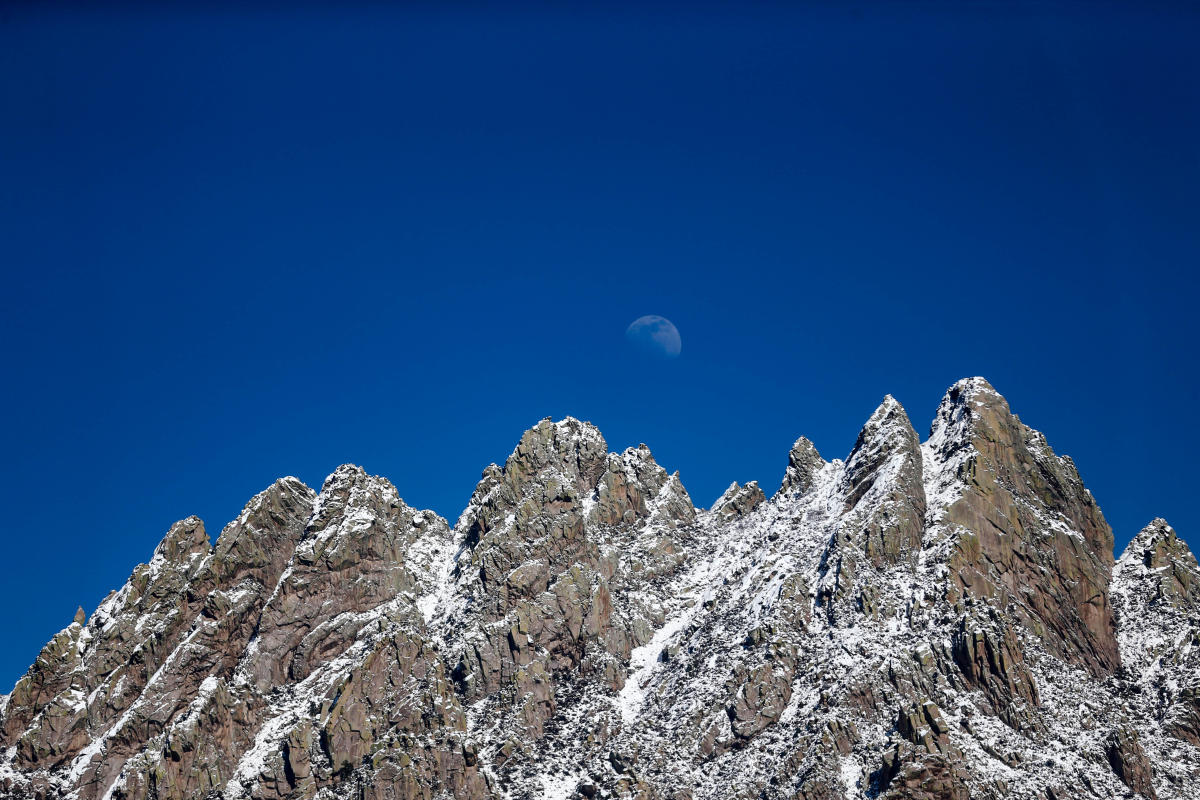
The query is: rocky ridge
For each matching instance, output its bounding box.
[1,378,1196,800]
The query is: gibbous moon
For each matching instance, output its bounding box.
[625,315,682,358]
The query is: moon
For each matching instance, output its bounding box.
[625,315,682,358]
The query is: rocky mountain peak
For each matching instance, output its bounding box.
[151,516,211,565]
[939,374,1003,408]
[1111,519,1200,754]
[0,384,1195,800]
[1113,518,1199,634]
[1120,518,1199,590]
[778,435,824,498]
[925,375,1003,450]
[709,480,765,521]
[927,377,1121,676]
[199,475,316,592]
[837,395,926,570]
[843,395,923,503]
[505,416,609,498]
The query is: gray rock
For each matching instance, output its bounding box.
[778,436,825,498]
[1,384,1196,800]
[709,480,765,521]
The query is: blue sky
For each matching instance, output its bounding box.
[2,3,1197,688]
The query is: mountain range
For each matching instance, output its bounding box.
[1,377,1196,800]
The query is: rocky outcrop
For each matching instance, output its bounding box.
[1106,726,1158,799]
[709,481,765,521]
[840,396,926,568]
[1117,519,1200,611]
[881,702,971,800]
[1,379,1197,800]
[951,615,1040,730]
[778,437,824,498]
[929,378,1120,676]
[816,396,925,624]
[248,466,431,690]
[1112,519,1200,756]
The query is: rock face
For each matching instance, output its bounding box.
[1,378,1196,800]
[930,379,1120,676]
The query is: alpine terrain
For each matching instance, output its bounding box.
[1,377,1196,800]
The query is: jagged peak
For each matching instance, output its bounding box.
[1126,517,1178,546]
[848,395,920,470]
[503,416,609,496]
[150,516,210,564]
[841,396,922,511]
[313,464,408,509]
[612,443,666,483]
[1119,518,1196,569]
[552,414,606,442]
[925,376,1013,451]
[927,377,1091,495]
[643,469,697,528]
[208,477,317,565]
[618,442,656,463]
[529,415,608,451]
[710,480,765,520]
[318,463,374,493]
[938,376,1003,414]
[791,435,818,452]
[836,395,927,565]
[1113,519,1199,635]
[778,436,825,498]
[866,394,916,431]
[713,481,742,507]
[872,393,903,418]
[273,474,312,500]
[218,475,314,529]
[309,465,433,540]
[457,418,616,540]
[946,375,1001,401]
[586,443,696,529]
[470,420,683,519]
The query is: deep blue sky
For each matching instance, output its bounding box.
[2,3,1197,689]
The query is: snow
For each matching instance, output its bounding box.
[93,583,133,634]
[920,394,975,525]
[616,602,692,723]
[65,620,207,790]
[227,639,372,797]
[405,512,462,627]
[539,769,584,800]
[0,747,24,797]
[580,487,598,519]
[145,551,169,582]
[839,754,863,796]
[74,624,92,656]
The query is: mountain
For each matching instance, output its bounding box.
[1,377,1196,800]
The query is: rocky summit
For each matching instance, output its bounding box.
[1,378,1197,800]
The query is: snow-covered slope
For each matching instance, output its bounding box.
[1,378,1195,800]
